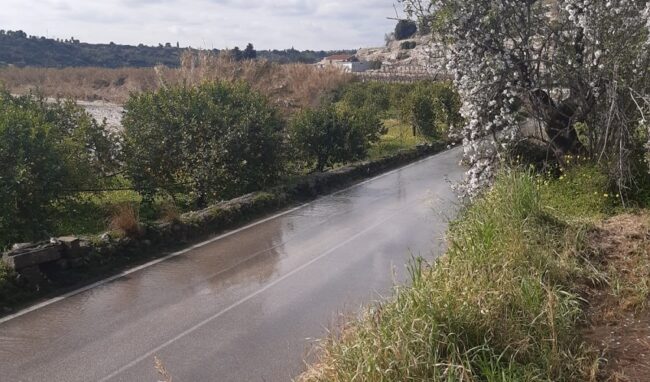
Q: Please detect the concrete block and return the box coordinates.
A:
[2,243,63,270]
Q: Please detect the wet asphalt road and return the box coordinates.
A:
[0,148,464,382]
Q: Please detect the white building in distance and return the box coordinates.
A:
[316,54,371,73]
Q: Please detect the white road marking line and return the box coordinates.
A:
[98,210,398,382]
[0,151,448,325]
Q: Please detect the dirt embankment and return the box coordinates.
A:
[583,213,650,381]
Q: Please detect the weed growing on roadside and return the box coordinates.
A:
[108,203,142,238]
[301,170,603,382]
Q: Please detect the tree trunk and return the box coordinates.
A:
[544,100,584,154]
[529,89,584,154]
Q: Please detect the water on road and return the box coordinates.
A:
[0,148,464,382]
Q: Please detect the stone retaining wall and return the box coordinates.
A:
[356,67,453,84]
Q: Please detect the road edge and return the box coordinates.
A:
[1,143,456,320]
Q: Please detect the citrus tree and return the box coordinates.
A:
[290,105,385,172]
[122,81,285,206]
[0,91,118,247]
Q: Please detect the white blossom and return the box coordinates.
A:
[401,0,650,198]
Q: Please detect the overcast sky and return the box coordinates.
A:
[1,0,400,50]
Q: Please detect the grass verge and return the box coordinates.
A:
[368,119,427,160]
[301,165,619,381]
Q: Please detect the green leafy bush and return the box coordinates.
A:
[401,82,462,140]
[406,85,441,139]
[0,99,64,245]
[394,20,418,41]
[435,82,464,130]
[338,82,391,115]
[0,90,117,248]
[335,82,462,137]
[122,81,285,206]
[289,105,385,171]
[42,98,120,184]
[336,82,414,120]
[338,104,387,157]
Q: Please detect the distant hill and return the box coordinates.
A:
[0,30,354,68]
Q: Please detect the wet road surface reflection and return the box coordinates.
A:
[0,148,464,382]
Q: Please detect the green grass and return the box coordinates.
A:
[539,161,616,222]
[368,119,427,160]
[49,188,195,240]
[301,166,611,382]
[51,190,142,237]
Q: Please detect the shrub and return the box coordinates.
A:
[122,81,285,206]
[289,105,384,172]
[159,200,181,224]
[401,82,462,141]
[0,98,63,246]
[338,82,391,115]
[403,0,650,198]
[338,105,387,156]
[109,203,142,237]
[399,41,417,50]
[0,90,118,248]
[412,85,439,139]
[394,20,418,40]
[434,82,463,131]
[401,83,442,140]
[335,81,462,135]
[336,82,414,120]
[289,106,349,172]
[42,98,120,183]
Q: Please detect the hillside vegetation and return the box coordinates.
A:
[0,30,353,68]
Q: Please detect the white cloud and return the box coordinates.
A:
[2,0,400,50]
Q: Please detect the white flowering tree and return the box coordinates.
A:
[401,0,650,199]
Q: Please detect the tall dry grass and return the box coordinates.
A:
[0,66,159,103]
[108,203,142,238]
[161,51,352,113]
[0,51,352,112]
